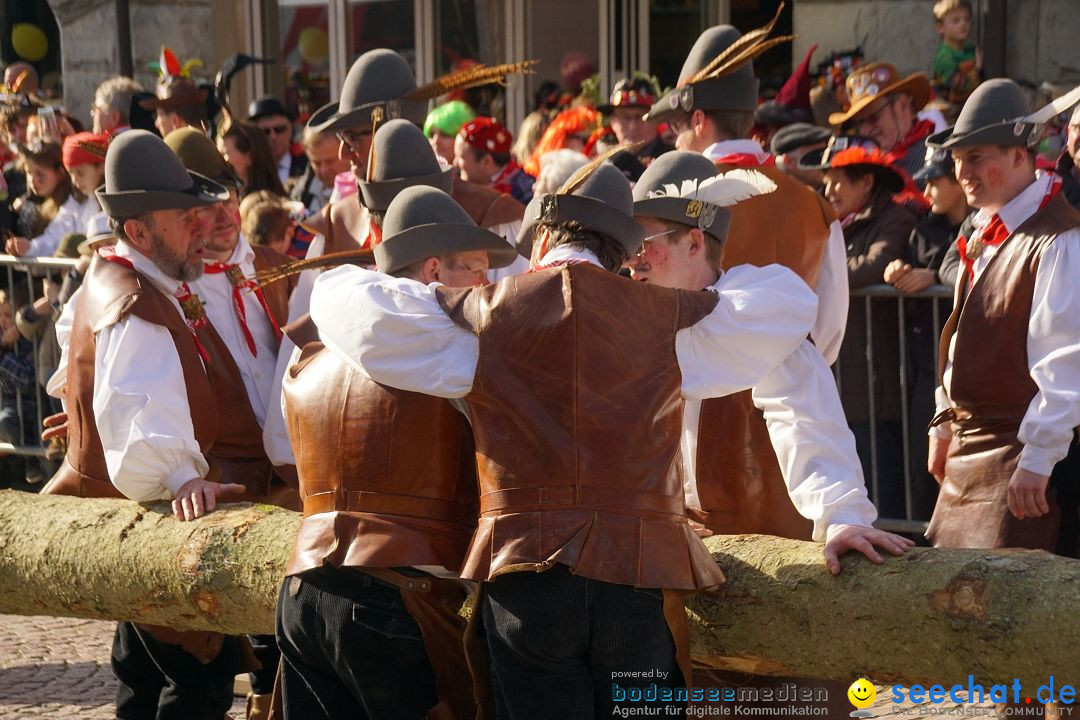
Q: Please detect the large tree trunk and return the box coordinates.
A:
[2,490,1077,686]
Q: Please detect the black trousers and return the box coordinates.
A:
[275,565,439,720]
[481,564,684,720]
[111,621,240,720]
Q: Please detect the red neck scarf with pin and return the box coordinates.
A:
[884,118,935,168]
[957,174,1062,284]
[100,251,213,364]
[202,260,283,356]
[713,152,775,168]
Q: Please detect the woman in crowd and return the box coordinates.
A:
[802,135,920,520]
[5,140,94,257]
[219,121,286,198]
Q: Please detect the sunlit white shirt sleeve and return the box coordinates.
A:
[1018,234,1080,476]
[46,286,80,400]
[310,265,478,398]
[812,219,849,365]
[677,263,817,400]
[92,315,208,501]
[752,340,878,540]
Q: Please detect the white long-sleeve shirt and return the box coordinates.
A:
[189,238,279,427]
[91,242,209,501]
[682,340,877,542]
[702,139,847,363]
[932,172,1080,477]
[27,194,97,257]
[309,245,817,404]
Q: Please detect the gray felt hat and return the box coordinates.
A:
[307,49,428,134]
[517,160,645,258]
[645,25,760,123]
[927,79,1040,149]
[95,130,228,217]
[632,150,731,243]
[375,185,518,275]
[357,120,452,212]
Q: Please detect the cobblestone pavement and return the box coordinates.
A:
[0,615,246,718]
[1,614,1070,719]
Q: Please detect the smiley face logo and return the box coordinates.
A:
[848,678,877,709]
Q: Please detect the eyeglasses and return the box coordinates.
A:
[635,228,678,256]
[855,97,897,130]
[336,129,371,154]
[262,124,291,136]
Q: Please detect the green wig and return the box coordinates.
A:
[422,100,476,138]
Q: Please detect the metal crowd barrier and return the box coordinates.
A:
[837,283,955,536]
[0,255,80,462]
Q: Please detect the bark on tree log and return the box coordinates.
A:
[2,490,1078,686]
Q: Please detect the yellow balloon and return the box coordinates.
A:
[12,23,48,63]
[297,27,329,66]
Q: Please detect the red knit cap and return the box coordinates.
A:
[459,117,513,156]
[62,132,109,168]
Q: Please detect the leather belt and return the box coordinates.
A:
[302,490,475,526]
[479,483,685,519]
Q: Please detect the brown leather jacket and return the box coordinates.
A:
[282,326,478,577]
[436,262,726,591]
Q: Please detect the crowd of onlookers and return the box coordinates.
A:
[1,0,1078,522]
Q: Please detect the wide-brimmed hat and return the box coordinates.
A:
[307,49,427,134]
[357,119,452,212]
[769,122,831,156]
[645,5,790,124]
[163,127,242,190]
[248,95,291,122]
[597,76,661,115]
[828,62,931,127]
[96,130,229,217]
[633,150,777,243]
[77,213,114,255]
[913,145,955,182]
[518,156,644,257]
[375,185,518,274]
[925,79,1038,149]
[138,77,208,111]
[800,134,905,194]
[632,151,726,241]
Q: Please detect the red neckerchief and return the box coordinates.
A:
[714,152,775,167]
[884,119,934,167]
[101,250,212,364]
[361,222,382,250]
[203,260,283,356]
[957,174,1062,284]
[839,202,870,229]
[490,161,522,196]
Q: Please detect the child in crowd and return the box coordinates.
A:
[60,132,108,234]
[931,0,981,106]
[5,140,94,257]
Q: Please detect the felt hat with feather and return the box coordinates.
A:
[375,185,518,275]
[357,119,453,212]
[517,145,645,258]
[927,78,1080,150]
[139,47,208,111]
[645,3,792,123]
[632,150,776,243]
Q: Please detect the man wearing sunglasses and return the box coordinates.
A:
[249,96,308,186]
[828,62,936,182]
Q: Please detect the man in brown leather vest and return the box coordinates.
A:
[165,126,300,720]
[277,185,515,719]
[927,79,1080,558]
[926,78,1080,714]
[629,151,912,715]
[40,130,256,720]
[309,161,819,717]
[645,18,846,362]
